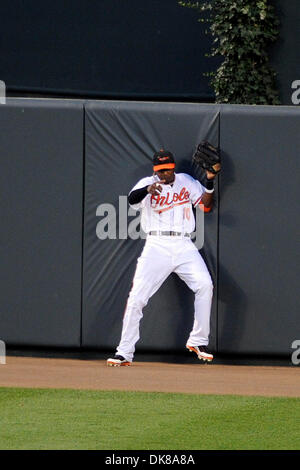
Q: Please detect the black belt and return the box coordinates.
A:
[148,231,190,238]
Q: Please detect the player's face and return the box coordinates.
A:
[155,169,175,184]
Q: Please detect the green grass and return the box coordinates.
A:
[0,387,299,450]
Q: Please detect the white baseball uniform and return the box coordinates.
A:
[116,172,213,362]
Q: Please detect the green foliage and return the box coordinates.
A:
[179,0,280,104]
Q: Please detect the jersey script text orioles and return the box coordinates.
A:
[130,173,204,233]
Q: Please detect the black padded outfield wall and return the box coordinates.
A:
[82,101,220,353]
[0,99,83,347]
[0,99,299,356]
[218,105,300,356]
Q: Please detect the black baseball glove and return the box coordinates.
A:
[192,141,221,175]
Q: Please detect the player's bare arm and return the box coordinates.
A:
[201,170,219,208]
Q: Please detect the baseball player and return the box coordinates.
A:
[107,148,219,366]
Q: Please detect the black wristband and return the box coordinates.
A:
[204,178,214,192]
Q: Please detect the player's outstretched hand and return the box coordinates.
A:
[147,180,166,196]
[206,170,219,180]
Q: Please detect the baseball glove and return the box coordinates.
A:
[192,141,221,175]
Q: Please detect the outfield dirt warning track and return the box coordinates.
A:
[0,356,299,397]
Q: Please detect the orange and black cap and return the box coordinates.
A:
[153,149,175,171]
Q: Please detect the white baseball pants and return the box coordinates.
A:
[116,236,213,362]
